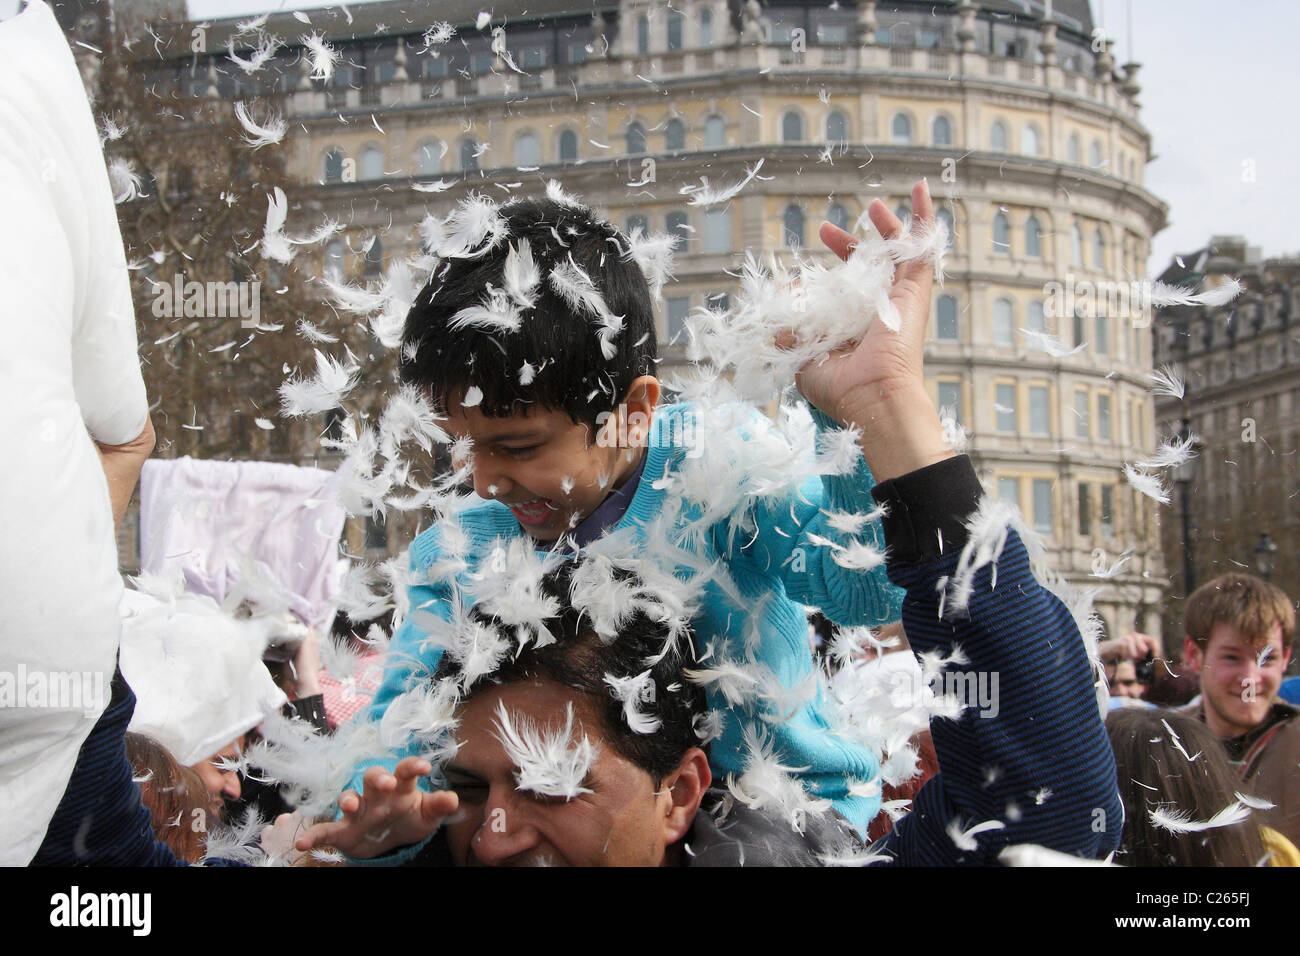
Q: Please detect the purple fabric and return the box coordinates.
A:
[565,448,648,548]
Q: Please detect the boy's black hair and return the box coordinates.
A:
[400,196,658,431]
[432,563,705,784]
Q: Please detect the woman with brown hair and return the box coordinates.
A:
[124,732,209,864]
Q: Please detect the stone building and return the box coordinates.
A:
[110,0,1169,636]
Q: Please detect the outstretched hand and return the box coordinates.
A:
[296,757,457,860]
[795,178,952,483]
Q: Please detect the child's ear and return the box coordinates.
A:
[618,376,660,448]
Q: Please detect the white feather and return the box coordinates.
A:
[999,844,1115,866]
[1149,800,1254,834]
[1133,434,1198,472]
[1149,363,1185,399]
[492,700,598,800]
[226,34,281,75]
[621,230,676,299]
[296,318,337,344]
[1123,463,1170,505]
[678,158,767,207]
[279,348,360,417]
[946,817,1006,852]
[603,669,662,734]
[108,157,143,203]
[1148,277,1244,309]
[300,32,339,81]
[502,238,541,309]
[548,256,625,359]
[1020,327,1086,358]
[234,101,287,149]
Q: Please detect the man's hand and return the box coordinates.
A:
[1098,632,1163,665]
[796,179,951,482]
[296,757,457,860]
[96,415,155,531]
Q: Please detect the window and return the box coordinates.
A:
[937,381,963,424]
[1027,300,1046,333]
[1077,482,1092,536]
[667,210,690,249]
[1029,386,1050,436]
[637,14,649,54]
[818,23,848,44]
[1100,485,1115,537]
[1098,394,1112,441]
[890,113,912,145]
[666,296,690,343]
[782,111,803,143]
[996,383,1017,433]
[703,208,730,252]
[415,140,442,175]
[625,214,649,238]
[936,206,955,250]
[782,204,805,249]
[1094,314,1109,354]
[1074,391,1089,439]
[700,8,713,47]
[827,202,850,231]
[1070,224,1083,266]
[667,11,683,50]
[323,148,344,183]
[706,291,729,311]
[460,138,480,171]
[1032,480,1054,534]
[990,120,1007,151]
[932,115,952,146]
[1067,133,1080,164]
[704,115,726,148]
[1073,307,1086,348]
[472,52,495,75]
[515,132,540,167]
[363,236,383,277]
[1093,229,1106,269]
[364,513,388,551]
[323,240,345,282]
[626,122,646,154]
[997,477,1020,507]
[1021,125,1040,156]
[558,129,579,162]
[826,110,848,144]
[936,295,959,341]
[993,298,1014,346]
[1025,216,1042,258]
[1090,140,1103,168]
[992,211,1010,255]
[568,43,588,65]
[360,146,384,181]
[520,47,545,69]
[665,119,686,151]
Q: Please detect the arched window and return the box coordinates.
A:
[703,207,730,252]
[1093,228,1106,269]
[637,14,650,54]
[460,138,480,171]
[782,111,803,143]
[782,204,805,249]
[667,11,683,50]
[826,110,847,144]
[993,298,1015,346]
[626,122,647,154]
[891,112,912,145]
[665,118,686,151]
[990,120,1008,151]
[323,148,344,183]
[515,132,540,167]
[415,140,442,175]
[936,206,955,250]
[700,8,713,47]
[360,146,384,181]
[992,211,1010,255]
[363,236,383,277]
[558,129,579,162]
[1021,124,1040,156]
[827,202,850,231]
[932,115,952,146]
[704,114,726,148]
[1068,133,1081,164]
[1089,140,1103,167]
[1025,215,1042,258]
[1027,300,1046,333]
[323,239,345,282]
[1071,223,1083,266]
[667,210,690,249]
[936,294,959,341]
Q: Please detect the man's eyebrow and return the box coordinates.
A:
[482,430,545,443]
[442,764,485,781]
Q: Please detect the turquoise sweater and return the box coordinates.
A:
[348,402,904,837]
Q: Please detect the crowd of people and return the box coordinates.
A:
[4,0,1296,868]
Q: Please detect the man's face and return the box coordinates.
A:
[440,389,653,544]
[1108,659,1144,699]
[189,737,243,821]
[1185,622,1292,739]
[440,678,699,866]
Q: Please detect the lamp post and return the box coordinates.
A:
[1174,416,1199,594]
[1254,532,1278,581]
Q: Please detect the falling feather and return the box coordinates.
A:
[1149,363,1185,399]
[1148,277,1244,309]
[1149,801,1254,834]
[411,179,454,193]
[300,32,339,81]
[604,669,662,733]
[502,238,541,309]
[234,101,287,149]
[1090,549,1133,579]
[492,701,597,800]
[1133,434,1197,472]
[679,158,767,207]
[421,21,455,49]
[261,187,293,263]
[946,817,1006,852]
[296,318,338,344]
[226,34,280,75]
[548,256,624,359]
[1123,463,1170,505]
[1020,327,1086,357]
[621,230,677,299]
[108,157,143,203]
[279,349,360,417]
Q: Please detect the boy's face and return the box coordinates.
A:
[441,376,660,543]
[1185,621,1291,739]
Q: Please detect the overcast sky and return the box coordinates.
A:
[5,0,1297,271]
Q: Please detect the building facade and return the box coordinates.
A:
[122,0,1169,636]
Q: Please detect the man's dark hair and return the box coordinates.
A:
[432,563,705,784]
[400,196,658,431]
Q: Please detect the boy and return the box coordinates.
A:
[337,191,905,851]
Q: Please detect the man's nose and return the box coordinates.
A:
[221,771,241,801]
[470,792,540,865]
[471,455,512,501]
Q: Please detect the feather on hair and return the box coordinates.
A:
[492,700,598,800]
